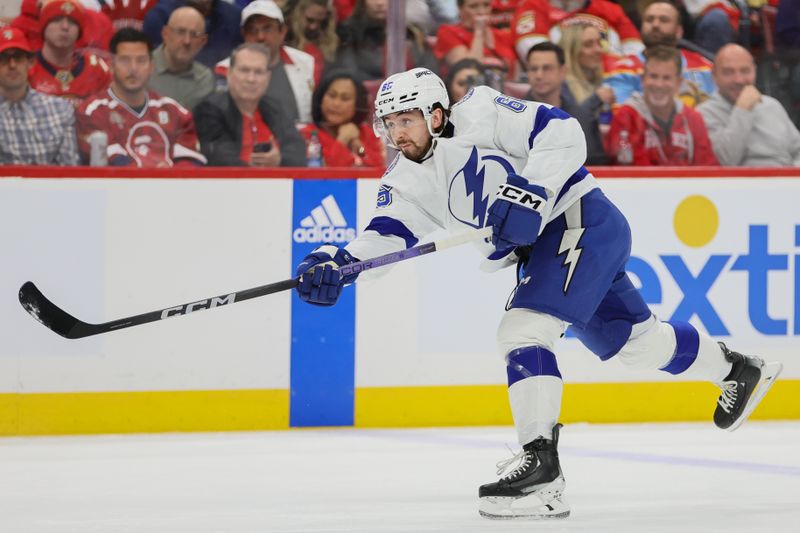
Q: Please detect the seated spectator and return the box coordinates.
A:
[12,0,114,54]
[286,0,338,82]
[559,22,614,108]
[29,0,111,104]
[100,0,159,30]
[299,70,383,166]
[0,28,79,165]
[445,58,486,103]
[338,0,438,80]
[525,41,607,165]
[603,1,715,108]
[434,0,517,80]
[144,0,242,68]
[148,6,214,109]
[76,28,206,166]
[698,44,800,166]
[511,0,644,62]
[195,43,307,166]
[215,0,315,125]
[607,46,718,165]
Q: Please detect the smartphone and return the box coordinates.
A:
[253,142,272,153]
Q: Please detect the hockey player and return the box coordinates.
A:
[293,67,783,520]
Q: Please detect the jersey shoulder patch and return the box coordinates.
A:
[376,184,393,208]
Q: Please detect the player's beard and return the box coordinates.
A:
[642,31,678,48]
[399,137,433,163]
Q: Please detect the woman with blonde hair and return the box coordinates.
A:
[286,0,339,82]
[558,21,614,107]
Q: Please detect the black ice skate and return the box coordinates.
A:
[478,423,569,520]
[714,342,783,432]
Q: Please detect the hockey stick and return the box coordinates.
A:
[19,226,492,339]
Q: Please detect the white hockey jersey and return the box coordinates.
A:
[345,86,598,271]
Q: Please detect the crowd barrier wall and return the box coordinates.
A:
[0,166,798,435]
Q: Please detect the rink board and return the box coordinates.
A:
[0,169,798,435]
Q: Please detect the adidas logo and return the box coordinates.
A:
[293,194,356,244]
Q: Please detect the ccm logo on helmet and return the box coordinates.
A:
[497,183,544,212]
[415,69,433,78]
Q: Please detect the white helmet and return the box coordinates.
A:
[373,68,450,146]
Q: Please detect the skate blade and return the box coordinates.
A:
[479,493,570,520]
[727,361,783,432]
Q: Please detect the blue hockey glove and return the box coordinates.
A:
[294,245,360,306]
[486,173,548,256]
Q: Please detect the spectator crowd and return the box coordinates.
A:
[0,0,798,168]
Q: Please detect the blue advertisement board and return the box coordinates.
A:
[290,180,358,426]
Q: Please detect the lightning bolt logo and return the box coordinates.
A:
[557,228,585,294]
[460,147,489,227]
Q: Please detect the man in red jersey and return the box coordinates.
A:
[510,0,643,60]
[606,46,718,166]
[76,28,206,167]
[28,0,111,104]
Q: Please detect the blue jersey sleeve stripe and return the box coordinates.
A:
[364,216,419,249]
[528,105,572,149]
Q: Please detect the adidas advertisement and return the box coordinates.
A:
[290,180,357,428]
[293,194,357,243]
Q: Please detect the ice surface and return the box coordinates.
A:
[1,422,798,532]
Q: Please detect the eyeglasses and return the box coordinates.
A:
[0,49,30,66]
[167,26,206,40]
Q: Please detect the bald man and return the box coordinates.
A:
[698,44,800,167]
[148,6,215,109]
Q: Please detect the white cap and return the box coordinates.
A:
[241,0,284,26]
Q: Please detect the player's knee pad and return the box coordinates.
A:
[616,315,676,370]
[505,346,562,386]
[496,308,566,357]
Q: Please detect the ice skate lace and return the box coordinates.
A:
[495,445,532,480]
[717,381,738,413]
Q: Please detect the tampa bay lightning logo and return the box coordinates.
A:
[448,147,515,228]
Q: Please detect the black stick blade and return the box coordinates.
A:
[18,282,94,339]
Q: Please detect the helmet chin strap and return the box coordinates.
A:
[425,111,448,138]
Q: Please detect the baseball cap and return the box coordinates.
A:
[40,0,86,36]
[241,0,284,27]
[0,27,33,55]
